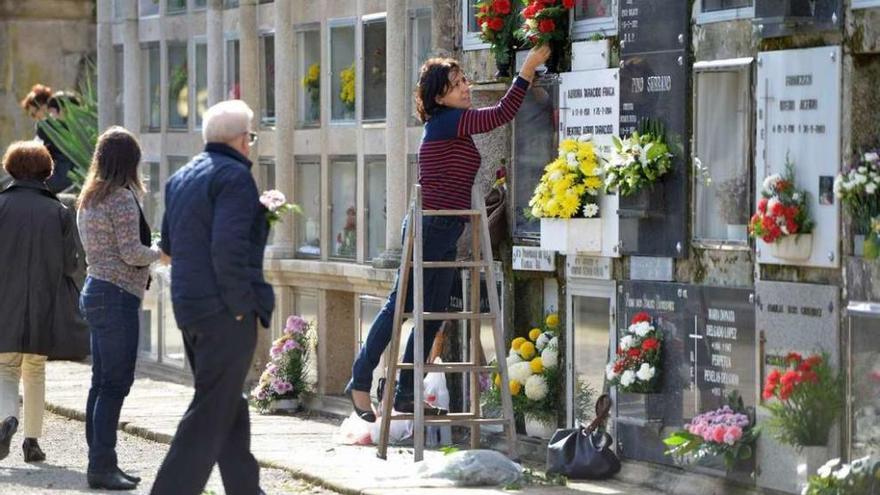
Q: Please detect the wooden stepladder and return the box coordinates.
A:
[376,184,517,462]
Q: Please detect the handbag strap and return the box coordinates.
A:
[583,394,612,434]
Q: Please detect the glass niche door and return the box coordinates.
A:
[566,282,615,427]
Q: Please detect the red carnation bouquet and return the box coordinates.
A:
[475,0,522,75]
[749,156,814,244]
[605,312,663,394]
[520,0,574,46]
[761,352,843,447]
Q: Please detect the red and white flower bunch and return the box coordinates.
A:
[749,158,814,244]
[606,312,662,393]
[520,0,574,45]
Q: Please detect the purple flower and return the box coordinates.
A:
[285,315,308,334]
[282,340,297,353]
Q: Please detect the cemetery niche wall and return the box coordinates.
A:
[753,0,842,38]
[618,0,690,258]
[615,281,756,482]
[754,46,841,268]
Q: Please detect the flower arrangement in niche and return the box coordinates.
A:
[603,122,673,197]
[251,315,314,412]
[528,135,603,219]
[475,0,522,76]
[606,312,662,393]
[834,150,880,234]
[483,312,561,427]
[803,456,880,495]
[749,156,814,244]
[520,0,574,46]
[260,190,302,227]
[302,63,320,120]
[761,352,843,448]
[663,392,759,471]
[339,63,356,113]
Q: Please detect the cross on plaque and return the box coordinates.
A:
[687,314,702,416]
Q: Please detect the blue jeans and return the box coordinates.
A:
[80,277,140,474]
[350,215,465,400]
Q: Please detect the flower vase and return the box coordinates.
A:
[268,398,300,414]
[494,51,512,79]
[795,445,828,491]
[769,234,813,261]
[524,416,556,439]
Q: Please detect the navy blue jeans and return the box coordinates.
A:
[350,215,465,400]
[80,277,140,474]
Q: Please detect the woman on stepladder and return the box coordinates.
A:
[345,45,552,421]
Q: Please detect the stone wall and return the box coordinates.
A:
[0,0,95,155]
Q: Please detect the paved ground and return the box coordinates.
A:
[0,411,335,494]
[39,360,659,495]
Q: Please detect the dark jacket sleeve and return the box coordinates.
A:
[60,206,78,278]
[211,167,259,317]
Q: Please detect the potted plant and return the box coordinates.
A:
[761,352,844,489]
[803,456,880,495]
[663,392,759,472]
[529,135,604,254]
[251,315,314,413]
[605,312,662,394]
[749,155,815,261]
[301,63,320,122]
[519,0,574,73]
[484,313,562,439]
[834,150,880,255]
[603,121,674,198]
[715,174,750,241]
[339,63,355,119]
[475,0,521,78]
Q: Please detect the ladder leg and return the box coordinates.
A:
[469,220,482,450]
[474,186,518,460]
[377,215,414,460]
[413,198,425,462]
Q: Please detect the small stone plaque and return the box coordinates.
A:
[755,281,840,494]
[567,255,612,280]
[512,246,555,272]
[629,256,673,281]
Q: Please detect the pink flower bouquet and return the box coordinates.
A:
[260,189,302,227]
[663,395,759,471]
[251,315,313,412]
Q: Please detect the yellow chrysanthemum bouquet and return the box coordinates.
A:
[483,312,562,428]
[339,63,356,113]
[302,63,320,117]
[528,135,603,219]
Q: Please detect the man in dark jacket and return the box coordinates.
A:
[151,100,272,495]
[0,141,81,462]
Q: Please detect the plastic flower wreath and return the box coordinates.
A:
[528,135,603,219]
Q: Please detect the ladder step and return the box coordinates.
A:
[395,363,496,372]
[422,261,490,269]
[422,209,481,217]
[388,413,509,425]
[402,311,496,321]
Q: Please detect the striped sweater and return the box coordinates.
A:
[419,76,530,211]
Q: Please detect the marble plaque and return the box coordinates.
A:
[755,281,840,494]
[755,46,841,268]
[559,68,620,258]
[512,246,555,272]
[567,255,612,280]
[619,0,689,55]
[618,51,689,257]
[629,256,674,282]
[513,76,560,238]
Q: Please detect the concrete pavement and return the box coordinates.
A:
[43,360,659,495]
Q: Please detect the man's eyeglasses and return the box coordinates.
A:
[247,132,259,146]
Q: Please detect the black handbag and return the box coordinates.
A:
[546,394,621,480]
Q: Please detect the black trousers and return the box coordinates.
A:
[150,312,259,495]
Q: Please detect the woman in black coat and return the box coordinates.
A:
[0,141,81,462]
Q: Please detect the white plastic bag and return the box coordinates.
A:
[336,412,374,445]
[369,413,413,445]
[416,449,523,486]
[423,372,451,447]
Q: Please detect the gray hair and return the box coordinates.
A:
[202,100,253,144]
